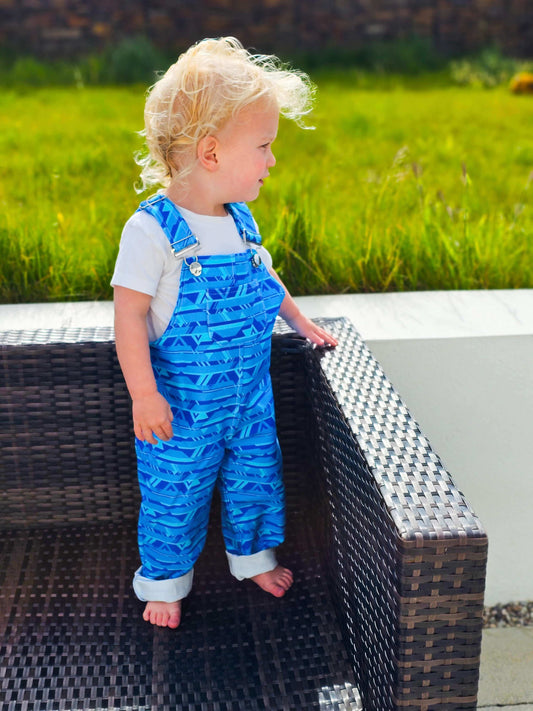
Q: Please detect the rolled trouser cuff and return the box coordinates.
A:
[132,567,194,602]
[226,548,278,581]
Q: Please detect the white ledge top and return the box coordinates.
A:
[0,290,531,342]
[295,289,533,341]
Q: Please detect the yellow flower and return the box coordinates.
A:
[510,72,533,94]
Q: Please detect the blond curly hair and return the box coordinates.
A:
[136,37,315,192]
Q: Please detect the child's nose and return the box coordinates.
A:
[268,150,276,168]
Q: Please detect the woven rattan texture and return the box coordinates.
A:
[0,318,487,710]
[0,518,357,710]
[0,326,359,710]
[302,319,487,711]
[1,335,138,528]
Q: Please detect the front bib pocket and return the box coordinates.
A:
[206,280,266,345]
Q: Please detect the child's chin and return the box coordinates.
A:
[242,190,261,203]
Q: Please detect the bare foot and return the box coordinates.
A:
[143,600,181,628]
[251,566,293,598]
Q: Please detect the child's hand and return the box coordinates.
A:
[288,313,338,347]
[132,391,174,445]
[268,268,338,347]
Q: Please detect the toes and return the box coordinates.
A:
[152,610,162,626]
[276,577,290,592]
[277,568,294,591]
[167,612,181,629]
[143,602,181,628]
[251,566,294,597]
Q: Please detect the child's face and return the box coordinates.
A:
[214,100,279,205]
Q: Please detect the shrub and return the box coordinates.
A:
[450,47,529,88]
[0,36,168,87]
[105,36,167,85]
[292,35,446,75]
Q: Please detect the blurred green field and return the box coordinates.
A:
[1,76,532,303]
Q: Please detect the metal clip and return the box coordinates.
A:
[143,193,166,207]
[172,242,199,260]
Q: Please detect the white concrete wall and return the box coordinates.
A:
[367,335,533,606]
[2,290,532,604]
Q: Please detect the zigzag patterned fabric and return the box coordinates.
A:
[134,198,286,585]
[138,194,199,256]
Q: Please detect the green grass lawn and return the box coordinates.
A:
[1,75,532,303]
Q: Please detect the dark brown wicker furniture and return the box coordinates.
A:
[0,317,487,710]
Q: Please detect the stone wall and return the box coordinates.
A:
[0,0,531,59]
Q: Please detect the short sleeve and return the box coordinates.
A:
[257,245,273,271]
[111,211,169,296]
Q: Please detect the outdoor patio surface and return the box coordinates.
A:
[477,627,533,709]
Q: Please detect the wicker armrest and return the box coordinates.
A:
[297,317,488,711]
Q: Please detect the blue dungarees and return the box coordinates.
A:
[132,196,286,603]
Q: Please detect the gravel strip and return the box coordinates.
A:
[483,601,533,628]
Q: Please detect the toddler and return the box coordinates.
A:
[112,37,337,629]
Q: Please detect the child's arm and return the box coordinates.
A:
[114,286,174,445]
[269,269,338,347]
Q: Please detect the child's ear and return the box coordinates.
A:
[197,135,219,171]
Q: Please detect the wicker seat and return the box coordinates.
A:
[0,317,487,711]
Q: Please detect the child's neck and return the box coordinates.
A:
[165,180,227,217]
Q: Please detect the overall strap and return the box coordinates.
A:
[136,194,199,258]
[226,202,262,245]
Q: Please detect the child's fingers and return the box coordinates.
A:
[133,421,145,441]
[158,418,174,441]
[135,424,158,445]
[320,329,338,347]
[309,326,338,347]
[135,419,173,443]
[146,431,159,445]
[132,395,174,442]
[158,404,174,440]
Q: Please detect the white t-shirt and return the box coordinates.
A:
[111,204,274,342]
